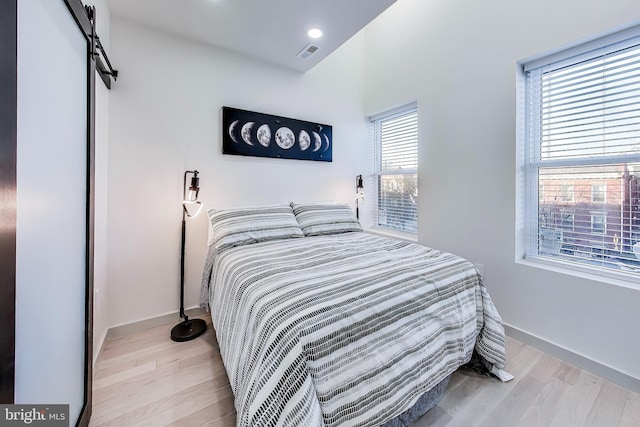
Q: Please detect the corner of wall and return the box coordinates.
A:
[84,0,111,364]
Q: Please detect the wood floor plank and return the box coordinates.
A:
[96,315,215,370]
[93,378,213,426]
[503,342,544,378]
[411,405,452,427]
[619,390,640,427]
[89,315,640,427]
[583,379,629,427]
[547,369,603,427]
[94,360,157,390]
[446,371,469,391]
[94,377,233,427]
[92,348,225,423]
[97,335,213,373]
[166,395,236,427]
[552,359,581,385]
[517,377,568,427]
[437,342,542,427]
[437,373,486,420]
[504,335,526,361]
[478,375,545,427]
[527,352,562,383]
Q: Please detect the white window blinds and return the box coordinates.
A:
[373,106,418,234]
[524,31,640,277]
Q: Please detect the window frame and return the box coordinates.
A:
[560,209,575,231]
[591,183,606,204]
[371,103,418,236]
[518,24,640,285]
[560,184,574,203]
[590,212,607,235]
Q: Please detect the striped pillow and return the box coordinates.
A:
[208,204,304,253]
[291,203,362,236]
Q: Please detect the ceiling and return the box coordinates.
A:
[105,0,397,72]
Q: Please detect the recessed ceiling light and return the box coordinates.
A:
[307,28,323,39]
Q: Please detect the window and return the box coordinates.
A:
[591,183,606,203]
[539,185,544,202]
[522,26,640,278]
[560,209,575,231]
[539,207,550,228]
[591,213,607,234]
[560,184,574,202]
[372,105,418,234]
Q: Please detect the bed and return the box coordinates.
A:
[200,203,509,427]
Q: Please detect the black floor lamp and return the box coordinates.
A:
[171,170,207,342]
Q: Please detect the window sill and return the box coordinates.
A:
[364,227,418,243]
[516,256,640,291]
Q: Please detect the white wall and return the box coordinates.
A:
[83,0,110,365]
[107,17,370,327]
[364,0,640,380]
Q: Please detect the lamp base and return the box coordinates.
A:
[171,318,207,342]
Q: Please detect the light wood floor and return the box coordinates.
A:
[90,314,640,427]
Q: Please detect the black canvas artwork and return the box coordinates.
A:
[222,106,332,162]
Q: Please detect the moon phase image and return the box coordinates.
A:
[299,130,311,151]
[257,124,271,147]
[322,133,330,152]
[312,131,322,152]
[228,120,239,143]
[241,122,254,145]
[275,127,295,149]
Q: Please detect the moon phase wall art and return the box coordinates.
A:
[223,106,332,162]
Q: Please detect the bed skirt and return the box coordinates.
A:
[381,375,451,427]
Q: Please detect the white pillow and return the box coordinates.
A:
[291,202,362,236]
[207,204,304,253]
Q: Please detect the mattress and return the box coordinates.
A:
[200,232,507,426]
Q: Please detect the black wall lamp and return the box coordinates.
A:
[355,174,364,220]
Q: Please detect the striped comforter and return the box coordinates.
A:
[201,232,506,427]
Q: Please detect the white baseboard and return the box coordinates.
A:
[504,324,640,394]
[93,329,108,368]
